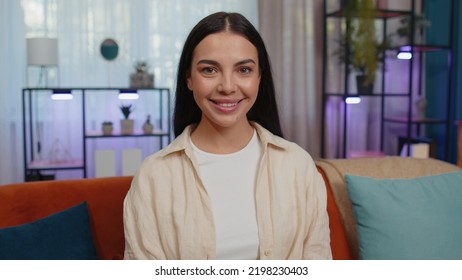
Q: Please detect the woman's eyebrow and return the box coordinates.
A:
[197,59,219,66]
[235,59,256,66]
[196,59,256,66]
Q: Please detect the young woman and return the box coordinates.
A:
[123,12,332,260]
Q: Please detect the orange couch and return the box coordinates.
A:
[0,157,459,260]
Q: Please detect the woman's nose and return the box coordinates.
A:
[217,74,236,94]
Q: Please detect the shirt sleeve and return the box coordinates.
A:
[123,172,167,260]
[303,164,333,260]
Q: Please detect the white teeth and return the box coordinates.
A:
[218,102,238,107]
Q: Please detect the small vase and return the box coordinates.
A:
[142,123,154,134]
[120,119,134,135]
[102,124,113,135]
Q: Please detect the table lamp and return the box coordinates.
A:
[26,37,59,87]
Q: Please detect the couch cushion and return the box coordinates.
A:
[0,202,98,260]
[315,157,460,259]
[345,171,462,260]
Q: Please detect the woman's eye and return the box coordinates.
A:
[201,67,216,74]
[239,67,252,74]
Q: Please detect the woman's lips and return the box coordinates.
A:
[210,99,243,113]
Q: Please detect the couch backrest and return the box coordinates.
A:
[0,176,132,260]
[316,157,461,260]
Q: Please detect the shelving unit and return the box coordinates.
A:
[22,87,171,180]
[321,0,455,160]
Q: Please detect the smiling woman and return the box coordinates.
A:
[123,11,332,260]
[186,32,261,152]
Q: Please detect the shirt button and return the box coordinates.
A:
[264,249,272,256]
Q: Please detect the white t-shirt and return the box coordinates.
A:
[191,130,261,259]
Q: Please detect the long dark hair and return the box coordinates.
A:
[173,12,283,138]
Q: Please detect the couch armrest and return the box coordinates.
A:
[318,166,355,259]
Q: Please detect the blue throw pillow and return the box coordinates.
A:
[0,202,98,260]
[345,171,462,260]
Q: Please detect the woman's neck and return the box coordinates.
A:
[191,119,255,154]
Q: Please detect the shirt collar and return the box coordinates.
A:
[159,122,288,158]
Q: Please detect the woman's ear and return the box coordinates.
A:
[185,70,193,91]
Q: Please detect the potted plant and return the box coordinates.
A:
[394,14,431,44]
[120,104,134,135]
[102,121,113,136]
[334,0,391,94]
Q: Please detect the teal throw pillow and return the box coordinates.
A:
[345,171,462,260]
[0,202,98,260]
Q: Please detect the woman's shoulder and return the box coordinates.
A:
[273,138,314,164]
[257,136,316,176]
[254,123,313,160]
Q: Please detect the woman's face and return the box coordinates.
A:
[187,31,261,131]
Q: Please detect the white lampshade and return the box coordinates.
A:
[27,37,58,66]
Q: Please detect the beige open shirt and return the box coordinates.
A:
[123,123,332,259]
